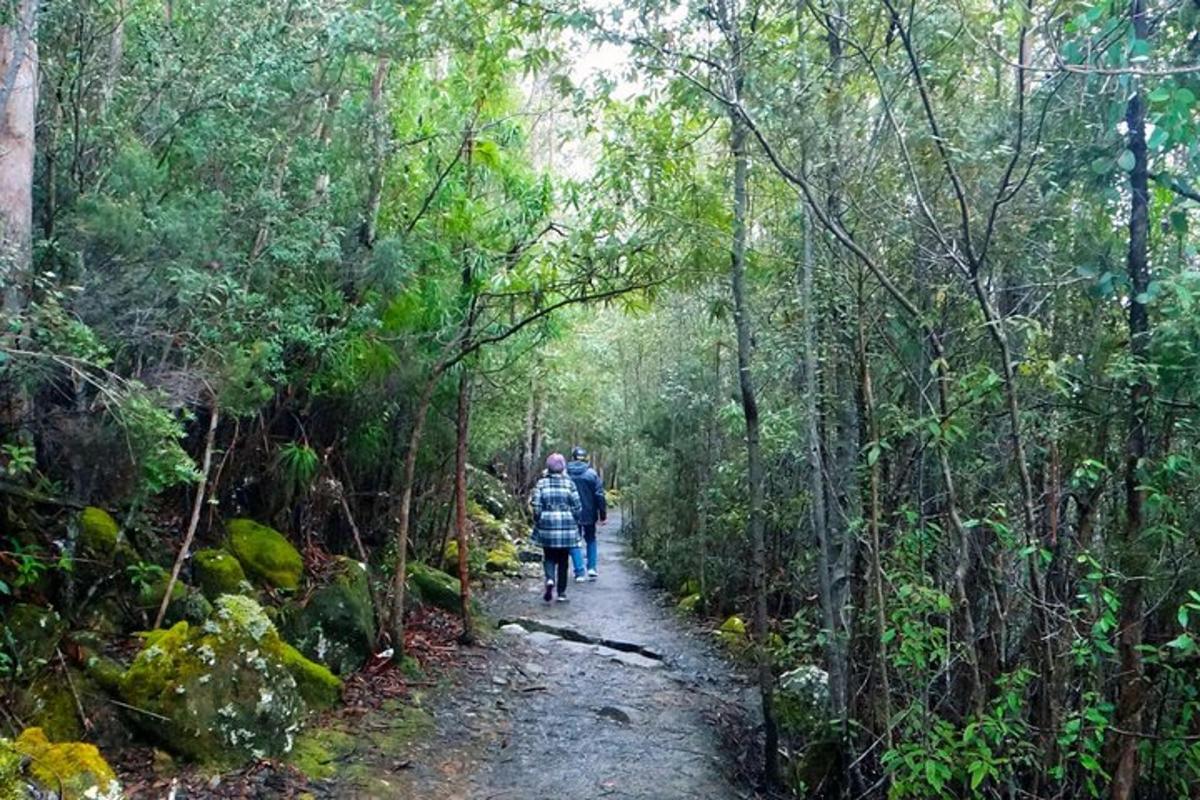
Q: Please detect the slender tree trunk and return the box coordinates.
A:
[100,1,124,115]
[156,403,220,629]
[799,205,845,724]
[857,279,892,747]
[728,109,779,787]
[1109,3,1150,796]
[1,0,38,319]
[387,372,440,654]
[453,367,474,641]
[360,56,391,248]
[1,0,38,443]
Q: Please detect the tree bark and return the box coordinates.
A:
[387,372,439,654]
[728,107,779,786]
[453,367,474,641]
[360,56,391,248]
[1,0,38,319]
[1108,2,1150,796]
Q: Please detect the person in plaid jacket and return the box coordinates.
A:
[531,452,582,602]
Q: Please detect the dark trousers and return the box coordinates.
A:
[542,547,570,594]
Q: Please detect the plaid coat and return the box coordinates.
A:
[530,472,582,549]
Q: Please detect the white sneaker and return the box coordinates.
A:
[587,569,598,581]
[556,595,570,603]
[575,573,587,583]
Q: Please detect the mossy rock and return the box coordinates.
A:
[406,562,463,613]
[78,507,119,562]
[2,605,64,678]
[18,675,85,742]
[118,595,339,764]
[12,727,121,800]
[484,541,521,576]
[677,593,701,613]
[281,557,376,676]
[716,615,748,650]
[192,548,250,600]
[226,519,303,590]
[0,738,25,800]
[287,725,356,780]
[467,465,524,521]
[443,539,486,577]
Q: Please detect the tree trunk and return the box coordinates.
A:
[1108,3,1150,796]
[387,372,440,654]
[728,109,779,787]
[799,204,846,725]
[360,56,391,248]
[453,367,474,641]
[1,0,38,320]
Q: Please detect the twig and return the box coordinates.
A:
[154,396,219,629]
[56,648,93,734]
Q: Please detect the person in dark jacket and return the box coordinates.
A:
[531,453,582,602]
[567,446,607,581]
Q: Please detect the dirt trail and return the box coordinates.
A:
[379,511,759,799]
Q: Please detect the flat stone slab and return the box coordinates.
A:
[499,623,527,635]
[525,631,561,647]
[609,651,664,670]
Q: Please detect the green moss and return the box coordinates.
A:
[485,541,521,576]
[279,642,341,708]
[677,593,701,613]
[79,507,119,561]
[21,677,84,742]
[407,562,463,613]
[287,726,356,779]
[119,597,310,764]
[226,518,303,590]
[192,548,250,600]
[0,739,23,800]
[14,727,121,800]
[280,557,375,676]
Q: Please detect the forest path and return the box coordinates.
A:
[376,510,759,799]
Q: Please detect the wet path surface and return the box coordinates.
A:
[382,511,758,799]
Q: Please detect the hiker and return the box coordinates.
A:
[567,446,607,581]
[531,452,582,603]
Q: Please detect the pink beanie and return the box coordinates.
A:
[546,453,566,473]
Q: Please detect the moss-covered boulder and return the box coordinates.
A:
[2,605,64,678]
[12,727,121,800]
[281,557,375,676]
[485,541,522,576]
[192,548,250,600]
[0,738,25,800]
[17,674,85,742]
[227,519,303,590]
[407,562,462,613]
[119,595,340,764]
[78,507,119,562]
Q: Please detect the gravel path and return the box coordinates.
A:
[379,511,759,799]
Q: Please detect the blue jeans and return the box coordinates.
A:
[571,524,598,574]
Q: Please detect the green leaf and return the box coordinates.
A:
[1118,150,1136,172]
[1148,86,1171,103]
[1166,633,1195,651]
[1180,606,1191,628]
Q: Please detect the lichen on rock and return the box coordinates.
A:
[226,519,303,590]
[280,557,375,676]
[2,605,64,678]
[118,595,339,764]
[192,548,250,600]
[12,727,121,800]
